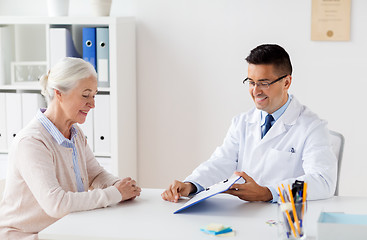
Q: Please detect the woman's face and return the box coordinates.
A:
[58,75,98,125]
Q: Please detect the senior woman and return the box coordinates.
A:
[0,57,141,239]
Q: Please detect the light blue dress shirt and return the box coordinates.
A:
[37,109,85,192]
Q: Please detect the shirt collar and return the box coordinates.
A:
[37,108,78,146]
[261,94,292,125]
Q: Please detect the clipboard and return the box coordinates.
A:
[173,175,242,214]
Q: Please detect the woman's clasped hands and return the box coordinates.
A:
[114,177,141,201]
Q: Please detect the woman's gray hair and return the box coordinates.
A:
[39,57,97,104]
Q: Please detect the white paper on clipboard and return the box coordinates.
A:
[174,175,242,214]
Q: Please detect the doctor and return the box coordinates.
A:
[161,44,337,203]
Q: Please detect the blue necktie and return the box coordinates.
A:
[262,114,274,138]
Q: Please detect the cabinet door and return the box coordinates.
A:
[0,153,7,180]
[21,93,45,127]
[94,94,110,155]
[78,109,94,152]
[5,93,22,147]
[95,156,111,173]
[0,93,7,151]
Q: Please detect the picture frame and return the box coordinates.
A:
[11,61,47,85]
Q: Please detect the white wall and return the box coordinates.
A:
[1,0,366,196]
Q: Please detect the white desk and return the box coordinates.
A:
[39,189,367,240]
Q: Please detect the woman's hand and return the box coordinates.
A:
[114,177,141,201]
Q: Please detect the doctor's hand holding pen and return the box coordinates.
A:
[225,171,273,202]
[114,177,142,202]
[161,180,196,202]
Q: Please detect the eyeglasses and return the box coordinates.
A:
[243,75,288,90]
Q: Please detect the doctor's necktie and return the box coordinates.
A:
[262,114,274,138]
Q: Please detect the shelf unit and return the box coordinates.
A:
[0,16,137,179]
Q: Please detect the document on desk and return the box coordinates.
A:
[174,175,242,214]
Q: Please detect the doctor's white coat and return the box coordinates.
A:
[185,95,337,200]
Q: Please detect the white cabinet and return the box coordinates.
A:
[0,16,137,180]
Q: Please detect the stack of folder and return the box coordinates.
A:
[48,27,110,87]
[82,27,110,87]
[49,27,80,68]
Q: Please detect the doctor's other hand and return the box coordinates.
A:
[225,171,272,202]
[114,177,141,202]
[161,180,195,202]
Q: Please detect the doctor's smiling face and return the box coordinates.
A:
[247,63,291,114]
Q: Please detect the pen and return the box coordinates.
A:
[278,186,297,238]
[295,191,302,220]
[288,184,301,236]
[281,184,290,202]
[283,188,290,202]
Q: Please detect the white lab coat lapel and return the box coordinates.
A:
[261,120,287,143]
[261,96,301,144]
[279,95,302,128]
[246,108,262,145]
[252,96,301,150]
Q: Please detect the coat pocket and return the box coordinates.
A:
[262,148,298,182]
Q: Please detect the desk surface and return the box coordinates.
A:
[39,189,367,240]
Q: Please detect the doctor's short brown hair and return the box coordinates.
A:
[245,44,292,76]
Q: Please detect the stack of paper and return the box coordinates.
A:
[200,223,235,237]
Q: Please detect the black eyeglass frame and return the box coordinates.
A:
[243,74,288,89]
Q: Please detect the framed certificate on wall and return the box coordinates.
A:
[311,0,351,41]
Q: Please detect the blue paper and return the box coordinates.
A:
[200,227,233,235]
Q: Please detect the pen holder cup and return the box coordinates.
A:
[277,201,307,240]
